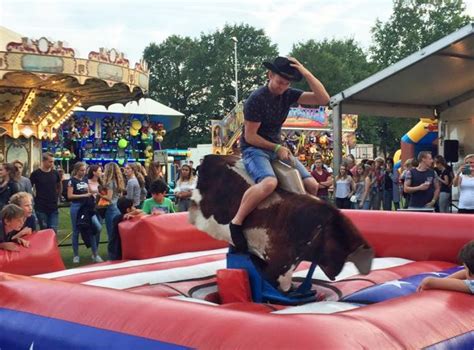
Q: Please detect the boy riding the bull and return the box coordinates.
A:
[230,56,330,252]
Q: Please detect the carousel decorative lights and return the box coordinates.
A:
[0,29,149,169]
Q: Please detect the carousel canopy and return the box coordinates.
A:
[74,98,184,131]
[0,26,149,139]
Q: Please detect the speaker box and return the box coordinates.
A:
[444,140,459,163]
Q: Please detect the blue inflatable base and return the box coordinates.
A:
[227,251,318,305]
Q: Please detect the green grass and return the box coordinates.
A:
[57,207,108,269]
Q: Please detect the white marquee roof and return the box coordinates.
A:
[330,23,474,120]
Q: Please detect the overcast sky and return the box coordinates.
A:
[1,0,473,65]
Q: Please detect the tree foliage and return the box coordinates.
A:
[290,38,376,96]
[371,0,472,68]
[143,24,277,148]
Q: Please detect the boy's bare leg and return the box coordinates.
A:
[230,177,278,251]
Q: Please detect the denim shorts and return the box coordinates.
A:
[242,146,311,183]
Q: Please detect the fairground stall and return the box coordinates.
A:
[281,106,357,169]
[0,27,149,173]
[41,98,183,173]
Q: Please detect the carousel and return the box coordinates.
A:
[0,27,149,172]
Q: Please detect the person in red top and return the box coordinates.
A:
[311,158,333,201]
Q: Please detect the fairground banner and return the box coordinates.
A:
[284,107,358,132]
[284,106,329,129]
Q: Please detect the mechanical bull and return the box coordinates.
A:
[189,155,374,292]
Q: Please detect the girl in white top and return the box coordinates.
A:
[453,154,474,214]
[334,164,355,209]
[174,164,196,212]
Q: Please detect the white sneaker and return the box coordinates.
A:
[93,255,104,263]
[73,256,80,264]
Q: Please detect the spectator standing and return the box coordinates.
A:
[370,157,385,210]
[67,162,102,264]
[344,154,356,177]
[189,160,197,176]
[400,159,415,209]
[353,164,371,209]
[124,163,142,207]
[174,164,196,212]
[12,160,32,194]
[137,163,148,202]
[195,159,204,176]
[87,164,103,241]
[334,164,355,209]
[434,155,452,213]
[382,158,400,211]
[404,151,440,209]
[145,161,165,197]
[102,162,124,259]
[452,154,474,214]
[310,158,332,201]
[0,163,19,210]
[30,153,61,233]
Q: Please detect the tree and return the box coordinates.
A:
[144,35,203,148]
[143,24,278,148]
[361,0,472,157]
[289,38,376,96]
[371,0,472,68]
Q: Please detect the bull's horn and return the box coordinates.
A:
[347,245,374,275]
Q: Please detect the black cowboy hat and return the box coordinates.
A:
[263,56,303,82]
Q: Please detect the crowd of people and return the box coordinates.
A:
[313,152,474,214]
[0,152,199,263]
[0,149,472,262]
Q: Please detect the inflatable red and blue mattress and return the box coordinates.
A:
[0,210,472,349]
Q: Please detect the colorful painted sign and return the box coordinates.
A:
[211,103,244,154]
[284,106,329,129]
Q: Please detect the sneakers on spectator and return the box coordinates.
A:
[73,256,80,264]
[93,255,104,263]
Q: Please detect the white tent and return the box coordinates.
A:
[330,23,474,170]
[75,97,184,131]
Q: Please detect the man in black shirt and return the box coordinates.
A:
[30,152,61,233]
[230,56,329,252]
[404,151,440,209]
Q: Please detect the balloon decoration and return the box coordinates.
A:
[118,139,128,149]
[131,119,142,131]
[144,145,154,168]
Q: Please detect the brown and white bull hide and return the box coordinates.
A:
[188,155,374,292]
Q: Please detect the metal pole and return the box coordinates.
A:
[332,103,343,177]
[231,37,238,105]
